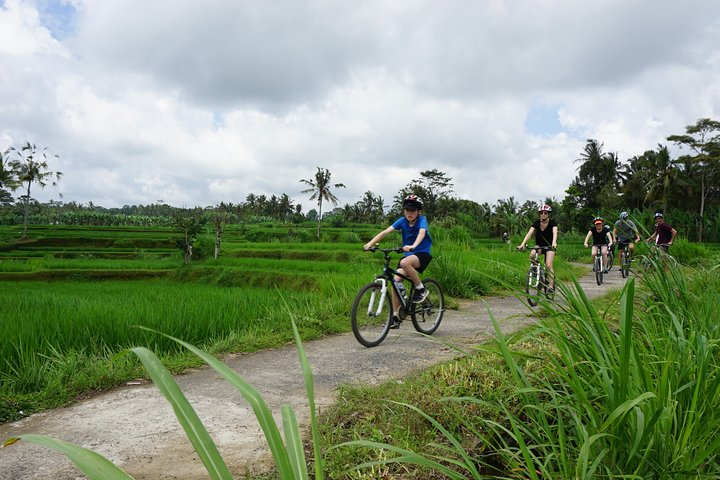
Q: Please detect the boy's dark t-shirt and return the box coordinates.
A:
[531,219,557,247]
[655,221,674,245]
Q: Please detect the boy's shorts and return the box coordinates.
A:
[398,252,433,273]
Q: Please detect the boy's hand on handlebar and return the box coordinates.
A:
[402,245,414,252]
[516,245,525,251]
[584,243,588,248]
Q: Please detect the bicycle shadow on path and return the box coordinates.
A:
[0,265,629,480]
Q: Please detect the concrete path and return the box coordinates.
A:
[0,265,629,479]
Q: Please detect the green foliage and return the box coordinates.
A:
[666,237,711,265]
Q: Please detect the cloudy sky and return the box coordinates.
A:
[1,0,719,213]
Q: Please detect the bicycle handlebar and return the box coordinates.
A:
[365,246,404,254]
[517,245,556,252]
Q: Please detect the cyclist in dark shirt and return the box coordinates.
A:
[584,216,614,273]
[517,204,558,291]
[646,212,677,253]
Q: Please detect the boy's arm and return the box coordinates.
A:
[403,228,425,252]
[364,226,395,250]
[583,231,591,247]
[669,227,677,244]
[552,226,558,248]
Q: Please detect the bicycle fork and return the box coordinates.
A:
[366,279,388,317]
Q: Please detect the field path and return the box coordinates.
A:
[1,265,628,479]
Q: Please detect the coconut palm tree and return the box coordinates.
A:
[0,148,19,205]
[8,143,62,240]
[300,167,346,238]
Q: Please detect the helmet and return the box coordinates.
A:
[593,216,603,225]
[402,194,423,210]
[654,212,663,218]
[620,211,629,220]
[539,204,552,213]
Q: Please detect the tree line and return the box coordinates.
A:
[2,118,719,242]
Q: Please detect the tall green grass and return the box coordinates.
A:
[0,227,572,423]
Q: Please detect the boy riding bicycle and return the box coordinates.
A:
[364,194,432,328]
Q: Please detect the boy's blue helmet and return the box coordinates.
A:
[620,211,629,219]
[403,194,423,210]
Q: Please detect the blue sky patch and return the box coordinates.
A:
[37,0,76,40]
[524,102,565,137]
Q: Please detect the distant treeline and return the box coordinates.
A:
[2,118,719,241]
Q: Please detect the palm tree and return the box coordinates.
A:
[9,143,62,240]
[644,145,683,215]
[300,167,346,238]
[0,148,18,205]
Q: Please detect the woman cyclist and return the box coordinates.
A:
[584,216,614,273]
[517,204,558,292]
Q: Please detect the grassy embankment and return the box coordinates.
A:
[308,247,720,478]
[0,223,579,423]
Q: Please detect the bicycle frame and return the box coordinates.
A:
[352,247,444,347]
[520,245,555,306]
[370,247,415,317]
[591,244,606,285]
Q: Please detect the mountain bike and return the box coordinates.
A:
[517,245,555,307]
[351,247,445,347]
[638,242,678,272]
[617,241,632,278]
[590,244,609,285]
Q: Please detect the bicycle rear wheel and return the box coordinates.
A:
[351,281,392,347]
[607,251,614,271]
[525,265,540,306]
[541,268,556,300]
[411,278,444,335]
[621,250,630,278]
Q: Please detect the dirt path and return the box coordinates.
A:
[0,266,628,479]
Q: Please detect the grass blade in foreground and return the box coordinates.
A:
[290,317,324,480]
[2,434,134,480]
[129,347,233,480]
[141,329,297,479]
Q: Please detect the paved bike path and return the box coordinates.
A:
[0,265,628,479]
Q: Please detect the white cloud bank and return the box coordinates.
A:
[1,0,719,212]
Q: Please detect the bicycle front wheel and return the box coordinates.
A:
[595,257,603,285]
[351,281,392,347]
[411,278,444,335]
[621,251,630,278]
[525,266,540,306]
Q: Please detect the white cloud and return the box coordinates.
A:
[1,0,719,213]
